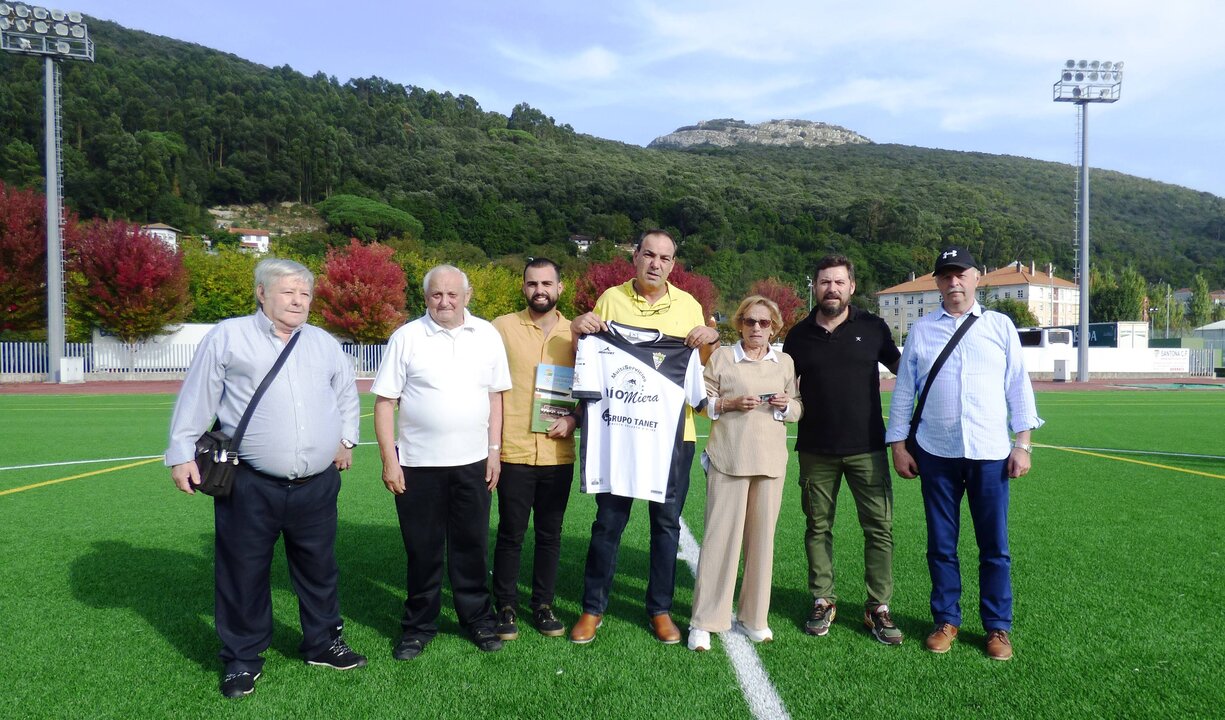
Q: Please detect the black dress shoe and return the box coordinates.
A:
[220,671,260,698]
[471,626,504,653]
[393,636,426,661]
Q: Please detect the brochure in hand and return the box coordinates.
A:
[532,363,578,433]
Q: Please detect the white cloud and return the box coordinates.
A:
[495,42,622,84]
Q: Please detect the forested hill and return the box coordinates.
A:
[1,17,1222,299]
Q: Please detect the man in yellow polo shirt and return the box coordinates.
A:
[568,229,719,645]
[490,258,578,641]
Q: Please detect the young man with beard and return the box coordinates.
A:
[781,255,903,645]
[489,258,579,640]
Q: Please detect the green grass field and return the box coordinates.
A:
[1,389,1222,719]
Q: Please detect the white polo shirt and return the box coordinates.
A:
[372,310,512,467]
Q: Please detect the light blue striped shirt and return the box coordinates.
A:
[886,302,1043,460]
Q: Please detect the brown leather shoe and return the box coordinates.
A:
[925,623,959,653]
[650,613,681,644]
[569,613,602,644]
[985,629,1013,661]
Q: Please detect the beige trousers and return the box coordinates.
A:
[690,466,785,632]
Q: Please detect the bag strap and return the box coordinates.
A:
[229,330,302,454]
[907,312,979,444]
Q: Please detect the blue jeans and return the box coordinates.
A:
[581,441,695,617]
[916,445,1012,631]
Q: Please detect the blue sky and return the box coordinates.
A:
[67,0,1225,198]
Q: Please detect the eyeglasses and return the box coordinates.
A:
[635,304,669,317]
[741,318,772,328]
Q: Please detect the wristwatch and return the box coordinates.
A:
[340,439,355,449]
[1012,440,1032,453]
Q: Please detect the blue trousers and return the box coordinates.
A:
[916,446,1012,631]
[581,441,694,617]
[214,463,343,674]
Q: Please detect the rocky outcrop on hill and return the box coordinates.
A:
[648,118,871,149]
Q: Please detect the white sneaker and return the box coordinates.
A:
[687,628,711,652]
[736,620,773,643]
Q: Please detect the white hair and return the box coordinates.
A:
[422,264,470,293]
[254,258,314,307]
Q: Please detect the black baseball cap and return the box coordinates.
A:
[933,246,976,274]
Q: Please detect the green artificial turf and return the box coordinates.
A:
[0,390,1221,718]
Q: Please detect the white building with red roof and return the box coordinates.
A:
[876,261,1079,337]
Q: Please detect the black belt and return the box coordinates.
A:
[239,460,328,485]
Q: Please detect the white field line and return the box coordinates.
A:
[0,442,384,473]
[0,455,163,472]
[678,516,791,720]
[1040,445,1225,461]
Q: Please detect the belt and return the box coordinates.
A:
[239,460,328,485]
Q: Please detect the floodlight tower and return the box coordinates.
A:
[0,2,93,382]
[1053,59,1122,382]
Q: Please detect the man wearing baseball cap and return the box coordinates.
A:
[885,246,1043,661]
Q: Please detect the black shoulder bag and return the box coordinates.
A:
[905,313,978,457]
[192,331,301,497]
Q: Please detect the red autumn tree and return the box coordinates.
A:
[573,256,719,321]
[573,257,633,314]
[669,263,720,321]
[315,238,407,343]
[0,181,81,336]
[69,220,192,343]
[749,277,805,337]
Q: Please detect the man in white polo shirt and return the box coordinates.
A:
[372,264,512,660]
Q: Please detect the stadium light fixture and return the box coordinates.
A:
[1052,58,1122,382]
[0,2,94,382]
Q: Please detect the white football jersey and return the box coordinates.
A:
[573,322,705,502]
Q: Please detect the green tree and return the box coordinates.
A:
[1189,273,1213,328]
[183,245,259,322]
[315,194,424,242]
[1092,266,1146,322]
[0,140,40,189]
[982,297,1039,328]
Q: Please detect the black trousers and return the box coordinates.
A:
[394,460,495,640]
[214,463,342,674]
[491,462,574,609]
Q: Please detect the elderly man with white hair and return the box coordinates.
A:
[372,264,512,660]
[166,258,365,699]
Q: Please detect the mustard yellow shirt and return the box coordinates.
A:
[492,308,576,466]
[593,280,706,441]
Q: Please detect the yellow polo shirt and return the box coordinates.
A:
[492,308,576,466]
[593,280,706,441]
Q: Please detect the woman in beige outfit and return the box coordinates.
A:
[689,296,802,652]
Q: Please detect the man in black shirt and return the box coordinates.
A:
[782,255,902,645]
